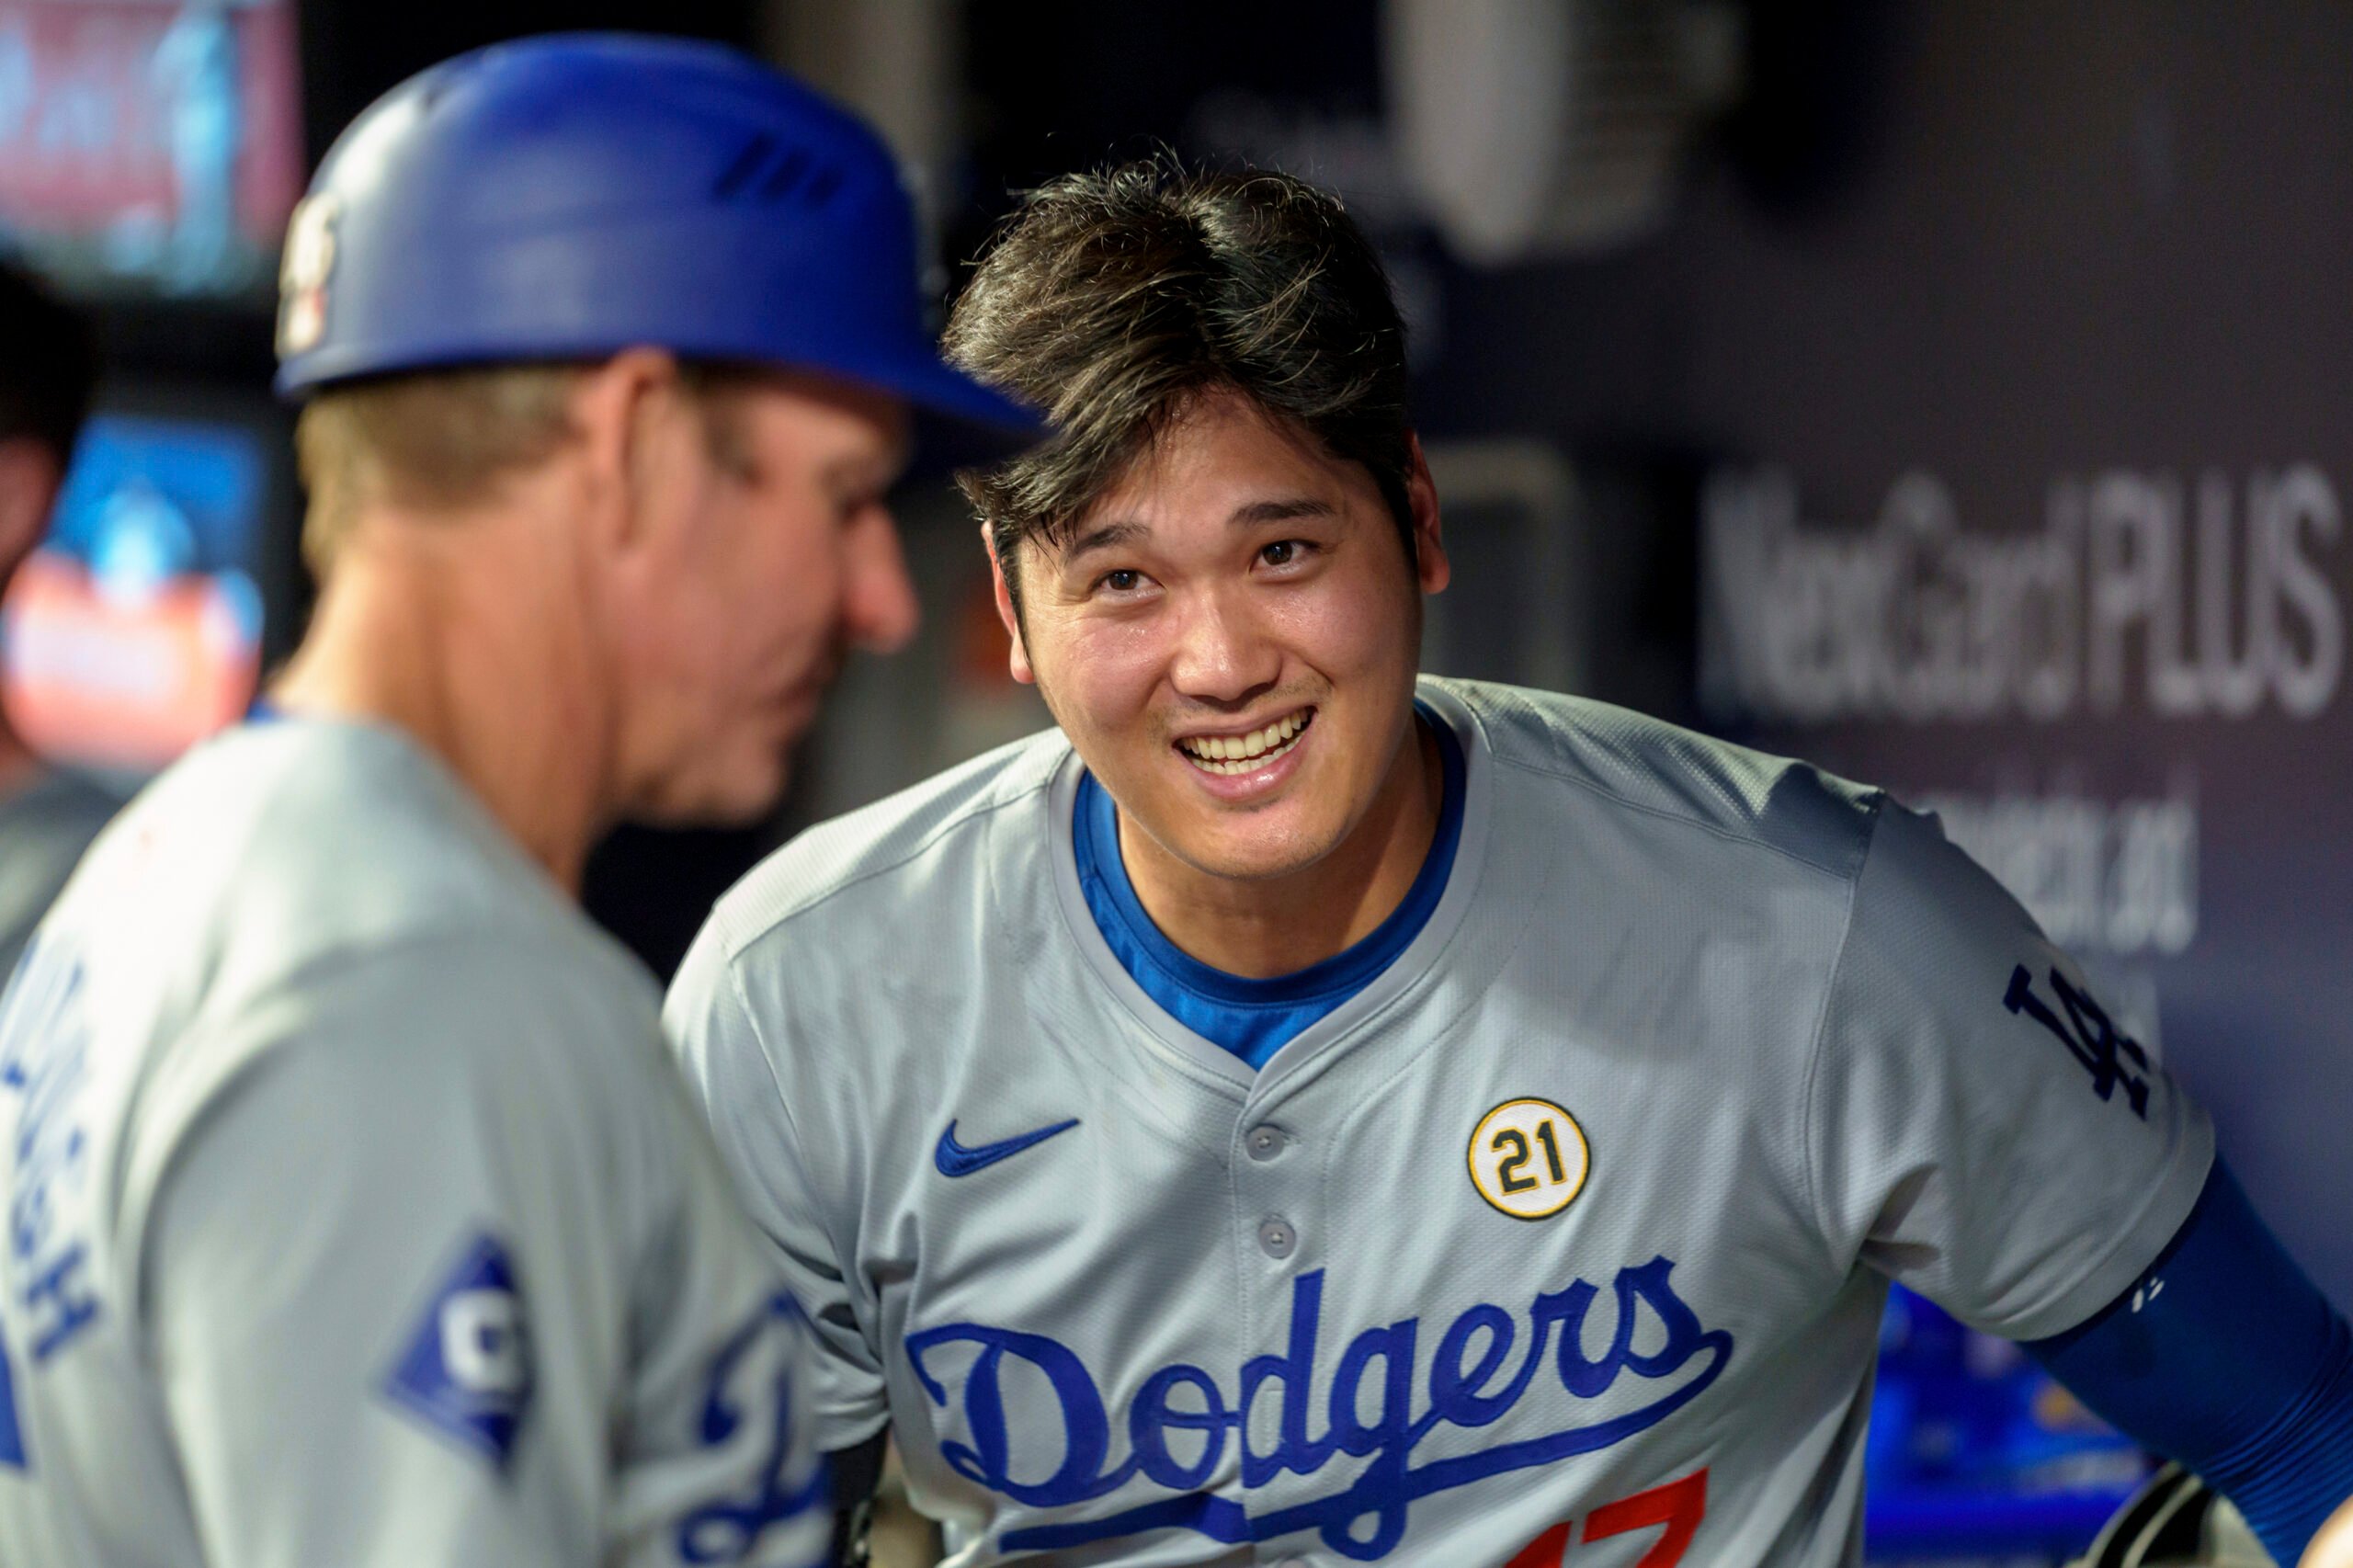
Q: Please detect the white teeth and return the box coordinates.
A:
[1177,710,1313,774]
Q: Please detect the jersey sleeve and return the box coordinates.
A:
[136,937,828,1568]
[607,1065,833,1568]
[665,920,889,1451]
[1804,798,2215,1341]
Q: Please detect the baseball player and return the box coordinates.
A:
[0,36,1037,1568]
[0,261,119,978]
[666,161,2353,1567]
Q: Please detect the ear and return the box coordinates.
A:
[567,348,696,560]
[1404,432,1449,596]
[0,439,62,583]
[981,519,1036,686]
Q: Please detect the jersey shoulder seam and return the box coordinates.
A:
[710,772,1054,962]
[712,915,892,1431]
[718,951,815,1193]
[1487,748,1875,883]
[715,953,864,1273]
[1796,789,1893,1267]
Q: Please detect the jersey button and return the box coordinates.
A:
[1246,1126,1284,1161]
[1258,1216,1297,1258]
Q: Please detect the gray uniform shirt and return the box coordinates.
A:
[0,767,119,981]
[0,719,829,1568]
[666,677,2212,1568]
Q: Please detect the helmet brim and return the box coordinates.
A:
[851,350,1048,464]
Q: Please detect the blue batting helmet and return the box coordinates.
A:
[274,33,1041,438]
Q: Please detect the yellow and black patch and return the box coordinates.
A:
[1468,1097,1589,1221]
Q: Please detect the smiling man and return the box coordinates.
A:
[665,162,2352,1567]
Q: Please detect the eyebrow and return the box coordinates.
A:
[1063,519,1147,562]
[1230,496,1337,528]
[1060,496,1338,562]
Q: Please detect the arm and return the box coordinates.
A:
[1806,801,2343,1562]
[1809,800,2215,1341]
[665,922,894,1564]
[144,937,835,1568]
[2024,1158,2353,1566]
[140,950,606,1567]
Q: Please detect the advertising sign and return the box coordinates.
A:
[1697,460,2349,1301]
[0,0,301,297]
[2,412,268,766]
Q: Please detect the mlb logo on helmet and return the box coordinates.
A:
[382,1232,536,1473]
[276,193,339,357]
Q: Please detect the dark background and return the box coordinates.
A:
[11,3,2347,1559]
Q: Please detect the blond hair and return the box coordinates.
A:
[293,362,763,575]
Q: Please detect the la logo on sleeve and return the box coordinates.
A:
[1468,1097,1590,1221]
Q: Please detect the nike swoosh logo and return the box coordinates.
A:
[935,1118,1081,1178]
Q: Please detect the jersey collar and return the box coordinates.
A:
[1045,677,1499,1095]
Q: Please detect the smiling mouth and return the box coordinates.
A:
[1174,708,1314,776]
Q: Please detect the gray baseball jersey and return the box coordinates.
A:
[0,718,828,1568]
[666,676,2213,1568]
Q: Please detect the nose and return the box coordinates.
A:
[1167,583,1280,706]
[842,506,920,655]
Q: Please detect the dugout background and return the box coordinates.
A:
[6,3,2347,1558]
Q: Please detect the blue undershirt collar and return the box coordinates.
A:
[1072,703,1465,1070]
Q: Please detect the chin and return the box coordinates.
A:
[1165,814,1339,883]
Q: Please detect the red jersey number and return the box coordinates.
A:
[1503,1470,1708,1568]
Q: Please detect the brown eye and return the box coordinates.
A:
[1261,540,1297,566]
[1104,569,1141,592]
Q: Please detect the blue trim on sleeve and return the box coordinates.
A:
[1071,705,1465,1070]
[2024,1158,2353,1564]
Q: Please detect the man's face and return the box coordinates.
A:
[999,388,1447,884]
[617,370,915,824]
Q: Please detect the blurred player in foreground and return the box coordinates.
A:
[0,263,120,976]
[0,35,1036,1568]
[669,160,2352,1567]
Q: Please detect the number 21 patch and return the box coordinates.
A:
[1469,1097,1590,1221]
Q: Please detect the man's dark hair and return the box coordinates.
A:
[0,258,97,470]
[943,159,1414,614]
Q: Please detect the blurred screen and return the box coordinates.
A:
[1865,1287,2150,1562]
[0,0,302,299]
[1,410,270,767]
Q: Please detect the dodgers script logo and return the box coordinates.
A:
[907,1255,1733,1561]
